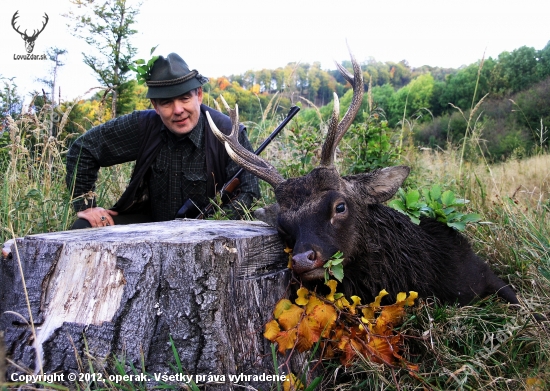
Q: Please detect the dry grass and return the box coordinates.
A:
[414,148,550,207]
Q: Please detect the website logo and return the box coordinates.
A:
[11,11,49,54]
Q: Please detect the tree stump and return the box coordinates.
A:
[0,219,291,389]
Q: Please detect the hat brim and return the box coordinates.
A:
[146,78,204,99]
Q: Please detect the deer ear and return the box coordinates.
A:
[253,203,280,227]
[345,166,410,204]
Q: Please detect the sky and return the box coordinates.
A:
[1,0,549,104]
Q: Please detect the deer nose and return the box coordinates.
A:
[292,250,322,274]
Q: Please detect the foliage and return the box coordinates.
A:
[65,0,140,118]
[343,115,400,174]
[264,279,419,369]
[0,76,23,128]
[35,47,68,107]
[128,46,159,85]
[323,251,344,283]
[389,184,481,230]
[388,73,435,127]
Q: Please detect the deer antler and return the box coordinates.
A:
[206,96,286,188]
[31,13,49,39]
[319,48,364,167]
[11,11,49,38]
[11,11,23,35]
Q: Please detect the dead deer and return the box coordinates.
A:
[205,50,520,308]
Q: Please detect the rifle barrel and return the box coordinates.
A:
[183,105,300,219]
[222,105,300,189]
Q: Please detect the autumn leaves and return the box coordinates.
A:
[264,279,419,369]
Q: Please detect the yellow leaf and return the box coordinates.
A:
[335,296,350,310]
[296,315,322,351]
[305,295,323,314]
[278,304,304,330]
[336,334,350,350]
[274,299,293,319]
[295,287,310,306]
[340,338,362,366]
[325,280,338,301]
[310,303,337,337]
[362,307,375,322]
[405,291,418,306]
[251,84,261,94]
[370,289,389,308]
[367,334,400,365]
[263,320,280,341]
[373,305,405,335]
[396,292,407,303]
[526,378,546,391]
[349,295,362,315]
[360,316,373,331]
[284,246,293,269]
[283,373,304,391]
[275,329,297,354]
[396,291,418,306]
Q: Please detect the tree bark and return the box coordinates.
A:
[0,219,291,389]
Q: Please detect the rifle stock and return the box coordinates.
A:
[176,105,300,219]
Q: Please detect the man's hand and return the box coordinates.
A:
[77,207,118,228]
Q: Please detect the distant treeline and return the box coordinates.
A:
[2,41,548,161]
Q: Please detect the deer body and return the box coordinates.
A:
[266,166,519,305]
[206,49,519,307]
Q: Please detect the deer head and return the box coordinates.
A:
[207,48,410,281]
[12,11,49,54]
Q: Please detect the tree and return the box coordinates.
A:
[306,62,322,104]
[498,46,539,93]
[66,0,139,118]
[536,41,550,81]
[37,47,68,107]
[371,83,396,116]
[388,73,435,126]
[255,69,272,93]
[0,77,23,129]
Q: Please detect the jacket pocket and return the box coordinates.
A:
[183,171,206,196]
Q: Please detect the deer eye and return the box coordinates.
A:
[335,202,346,214]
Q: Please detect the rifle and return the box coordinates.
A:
[176,105,300,219]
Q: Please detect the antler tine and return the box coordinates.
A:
[319,50,364,167]
[217,95,241,144]
[11,11,22,34]
[319,92,340,166]
[32,13,49,38]
[206,101,286,188]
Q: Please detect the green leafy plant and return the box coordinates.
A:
[324,251,345,282]
[345,116,400,174]
[129,45,159,85]
[389,184,481,231]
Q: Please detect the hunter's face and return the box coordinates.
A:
[152,87,203,136]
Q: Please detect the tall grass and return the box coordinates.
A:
[0,100,132,243]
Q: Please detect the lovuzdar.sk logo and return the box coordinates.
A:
[11,10,48,60]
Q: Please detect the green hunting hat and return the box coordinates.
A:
[146,53,208,99]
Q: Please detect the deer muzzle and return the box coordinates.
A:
[292,250,325,280]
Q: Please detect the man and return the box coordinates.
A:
[66,53,260,228]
